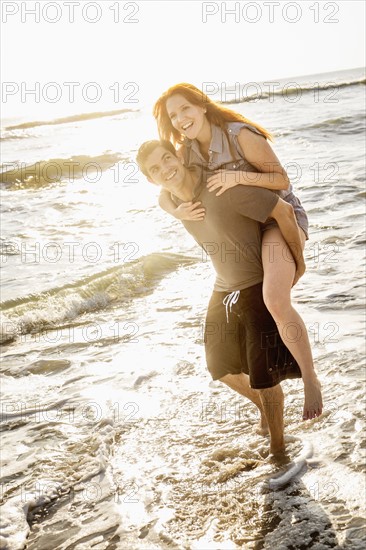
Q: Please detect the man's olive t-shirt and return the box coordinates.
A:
[172,180,279,292]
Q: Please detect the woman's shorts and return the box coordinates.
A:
[204,283,302,389]
[261,193,309,240]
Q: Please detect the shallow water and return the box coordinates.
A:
[1,67,365,549]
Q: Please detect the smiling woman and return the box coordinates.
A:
[165,94,210,147]
[154,83,272,150]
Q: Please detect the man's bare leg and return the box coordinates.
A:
[219,373,269,434]
[258,384,285,455]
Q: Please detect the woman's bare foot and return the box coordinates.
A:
[303,376,323,420]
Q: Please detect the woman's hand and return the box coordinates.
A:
[292,258,306,286]
[174,201,205,221]
[206,171,242,196]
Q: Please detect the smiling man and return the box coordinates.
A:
[136,139,306,456]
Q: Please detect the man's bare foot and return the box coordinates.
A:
[270,443,286,458]
[303,376,323,420]
[269,448,291,466]
[269,434,286,457]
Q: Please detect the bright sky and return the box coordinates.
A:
[1,0,365,118]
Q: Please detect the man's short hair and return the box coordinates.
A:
[136,140,177,177]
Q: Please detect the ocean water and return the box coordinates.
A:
[0,67,365,549]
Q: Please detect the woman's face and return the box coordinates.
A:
[166,94,207,140]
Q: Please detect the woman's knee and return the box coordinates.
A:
[263,286,291,319]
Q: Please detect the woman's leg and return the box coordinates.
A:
[261,227,323,420]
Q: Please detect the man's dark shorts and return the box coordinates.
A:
[204,283,302,389]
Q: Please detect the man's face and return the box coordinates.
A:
[145,146,187,193]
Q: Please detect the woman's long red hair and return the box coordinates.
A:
[153,82,273,147]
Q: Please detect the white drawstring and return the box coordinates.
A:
[222,290,240,323]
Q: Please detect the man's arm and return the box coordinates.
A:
[270,198,306,285]
[159,189,205,221]
[159,188,178,215]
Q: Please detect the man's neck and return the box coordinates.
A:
[174,168,200,202]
